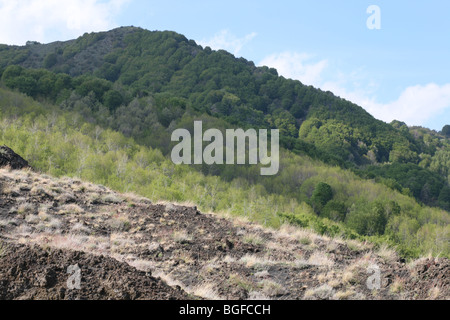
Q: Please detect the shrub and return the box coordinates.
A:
[321,200,347,222]
[310,182,333,213]
[346,201,387,236]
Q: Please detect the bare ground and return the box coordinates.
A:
[0,168,448,300]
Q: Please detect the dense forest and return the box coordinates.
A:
[0,27,448,258]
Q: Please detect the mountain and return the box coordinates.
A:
[0,27,430,162]
[1,27,449,210]
[0,27,448,260]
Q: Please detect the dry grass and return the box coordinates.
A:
[152,270,186,291]
[38,211,51,222]
[58,204,84,215]
[102,194,123,204]
[254,270,270,279]
[346,239,369,252]
[259,280,285,297]
[229,273,255,292]
[328,279,341,289]
[192,282,223,300]
[308,252,334,267]
[377,244,397,263]
[128,259,155,272]
[155,200,196,209]
[334,290,355,300]
[239,254,278,268]
[304,284,335,300]
[30,185,50,197]
[390,278,405,294]
[247,291,271,300]
[341,270,357,285]
[2,184,20,196]
[71,223,91,235]
[47,218,62,230]
[17,202,35,215]
[317,271,336,284]
[55,192,76,204]
[110,233,135,252]
[243,233,266,246]
[428,286,441,300]
[108,216,131,232]
[173,230,193,244]
[222,255,236,263]
[276,224,321,244]
[14,224,33,236]
[25,214,40,224]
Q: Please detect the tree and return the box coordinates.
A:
[438,186,450,210]
[103,90,123,111]
[442,125,450,137]
[311,182,333,213]
[321,200,347,222]
[43,53,58,68]
[346,202,387,236]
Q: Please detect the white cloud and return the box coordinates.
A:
[321,81,450,126]
[259,52,328,87]
[260,51,450,127]
[198,29,257,56]
[0,0,129,45]
[363,84,450,126]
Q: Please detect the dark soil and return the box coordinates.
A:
[0,242,190,300]
[0,146,31,170]
[0,167,448,300]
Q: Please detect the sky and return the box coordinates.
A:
[0,0,449,131]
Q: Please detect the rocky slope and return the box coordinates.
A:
[0,242,189,300]
[0,164,448,300]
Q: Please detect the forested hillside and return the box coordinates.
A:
[0,87,448,258]
[0,27,448,258]
[0,27,449,211]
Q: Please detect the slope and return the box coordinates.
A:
[0,166,448,300]
[0,26,425,165]
[0,87,448,258]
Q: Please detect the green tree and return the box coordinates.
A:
[442,125,450,137]
[103,90,123,110]
[346,202,387,236]
[43,53,58,68]
[310,182,333,213]
[321,200,347,222]
[438,186,450,210]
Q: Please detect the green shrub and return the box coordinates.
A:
[321,200,347,222]
[310,182,333,212]
[346,201,387,236]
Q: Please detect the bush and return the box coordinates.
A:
[321,200,347,222]
[346,201,387,236]
[310,182,333,212]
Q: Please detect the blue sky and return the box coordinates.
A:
[1,0,449,130]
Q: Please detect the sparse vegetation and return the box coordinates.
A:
[304,284,335,300]
[259,280,285,297]
[108,216,131,232]
[58,204,84,215]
